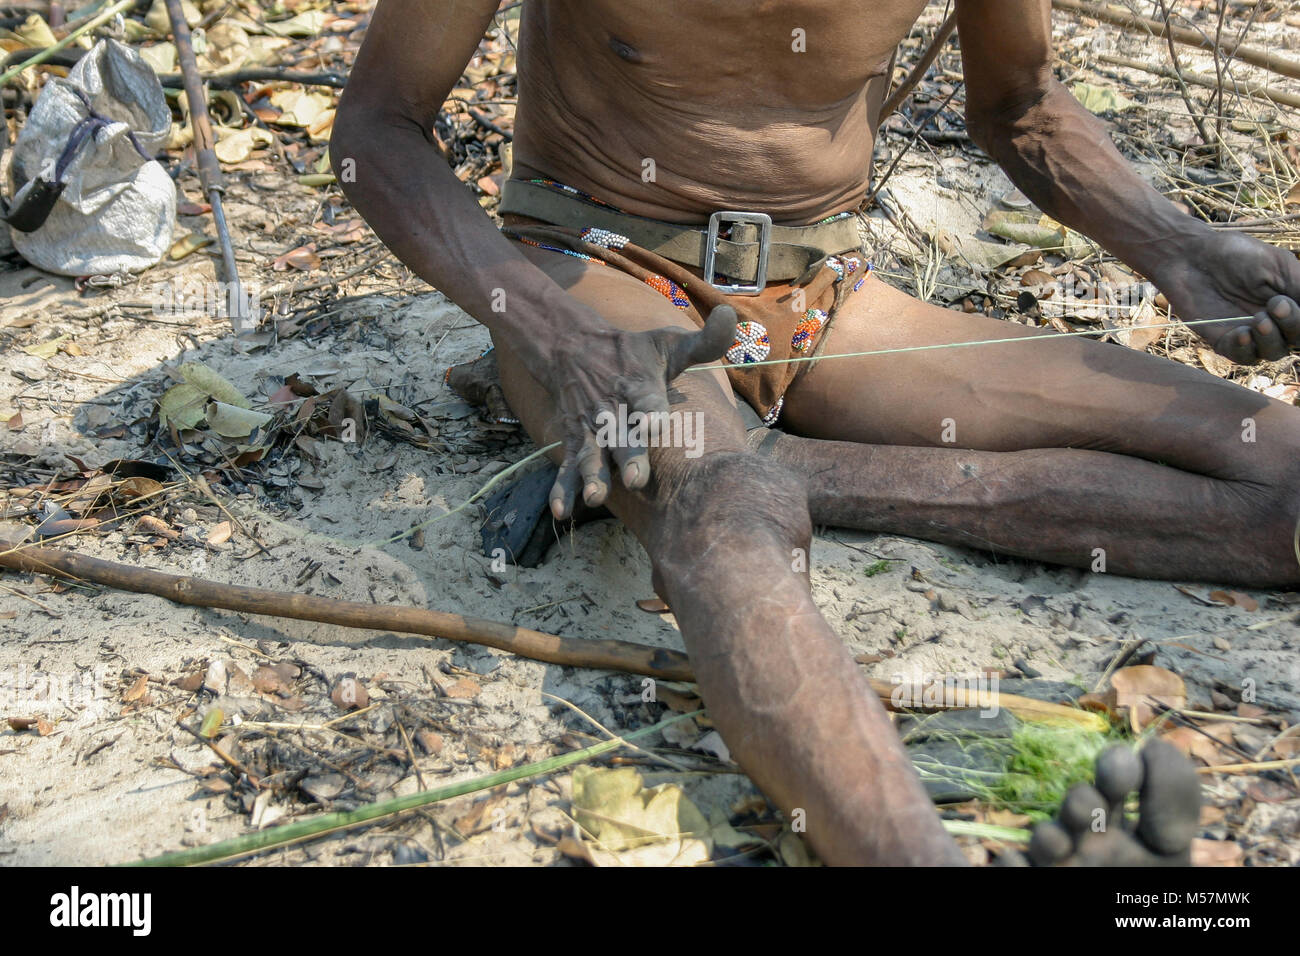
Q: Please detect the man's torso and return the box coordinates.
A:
[511,0,933,224]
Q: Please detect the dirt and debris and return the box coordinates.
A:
[1,1,1299,866]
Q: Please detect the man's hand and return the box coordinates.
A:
[1158,230,1300,364]
[544,304,738,519]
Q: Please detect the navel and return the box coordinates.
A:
[608,36,643,63]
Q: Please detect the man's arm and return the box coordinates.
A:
[333,0,732,514]
[956,0,1204,279]
[332,0,578,363]
[956,0,1300,362]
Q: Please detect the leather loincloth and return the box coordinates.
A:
[497,182,872,426]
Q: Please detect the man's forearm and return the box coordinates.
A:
[331,114,591,367]
[970,81,1214,282]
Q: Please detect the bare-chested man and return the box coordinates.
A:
[331,0,1298,865]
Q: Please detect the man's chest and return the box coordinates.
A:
[534,0,933,108]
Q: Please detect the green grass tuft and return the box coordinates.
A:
[988,723,1129,820]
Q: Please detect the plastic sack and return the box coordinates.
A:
[6,39,175,276]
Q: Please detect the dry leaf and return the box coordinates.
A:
[331,676,369,710]
[1106,665,1186,733]
[169,233,214,261]
[1197,348,1235,378]
[251,666,289,696]
[6,411,23,431]
[444,677,481,699]
[117,476,163,501]
[206,521,232,546]
[272,244,321,272]
[123,674,150,703]
[1161,724,1238,766]
[1207,590,1258,612]
[172,669,205,692]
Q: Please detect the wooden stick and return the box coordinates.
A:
[0,538,695,681]
[1053,0,1300,82]
[1196,756,1300,775]
[1097,52,1300,112]
[881,11,959,120]
[164,0,252,334]
[0,538,1109,729]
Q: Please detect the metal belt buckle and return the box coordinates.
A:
[705,210,771,295]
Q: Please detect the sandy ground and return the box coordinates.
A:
[3,277,1297,866]
[2,2,1300,866]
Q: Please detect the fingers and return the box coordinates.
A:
[1213,323,1260,364]
[609,437,651,491]
[549,427,609,520]
[663,304,738,379]
[1248,312,1288,361]
[1213,297,1300,364]
[1267,295,1300,347]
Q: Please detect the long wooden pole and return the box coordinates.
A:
[164,0,252,334]
[1052,0,1300,82]
[0,537,1105,728]
[0,538,695,680]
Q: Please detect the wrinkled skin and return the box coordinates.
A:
[331,0,1289,864]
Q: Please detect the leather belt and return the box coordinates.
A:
[500,178,862,294]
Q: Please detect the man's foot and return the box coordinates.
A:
[1006,740,1201,866]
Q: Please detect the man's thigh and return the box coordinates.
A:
[784,277,1293,480]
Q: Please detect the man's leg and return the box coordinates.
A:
[772,278,1300,586]
[492,245,964,864]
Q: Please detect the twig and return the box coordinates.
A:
[880,10,958,120]
[1196,756,1300,775]
[123,710,702,866]
[0,536,1104,730]
[1151,0,1215,151]
[1096,53,1300,112]
[0,0,134,87]
[157,68,348,89]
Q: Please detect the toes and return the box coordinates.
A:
[1061,783,1107,832]
[1135,740,1202,859]
[1026,820,1074,866]
[1094,746,1143,818]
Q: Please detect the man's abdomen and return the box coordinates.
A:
[510,0,921,225]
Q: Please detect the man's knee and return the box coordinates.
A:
[646,449,811,556]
